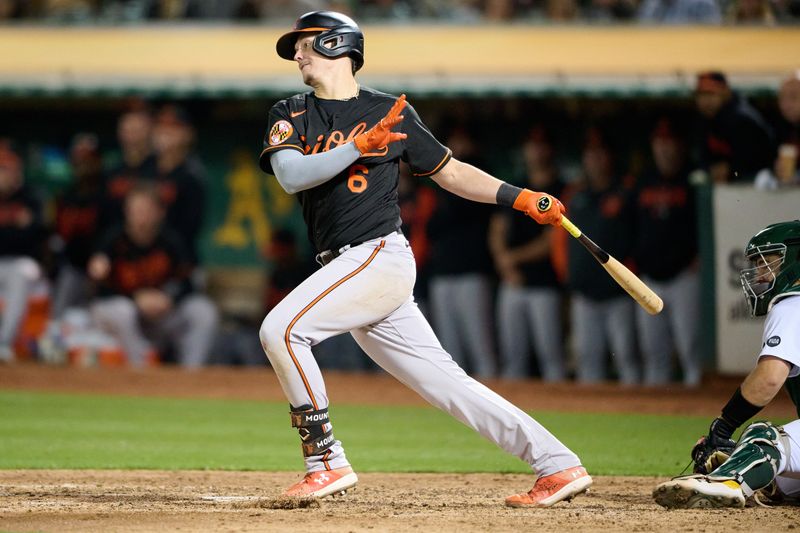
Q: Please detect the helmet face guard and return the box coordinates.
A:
[739,220,800,316]
[276,11,364,73]
[740,243,786,317]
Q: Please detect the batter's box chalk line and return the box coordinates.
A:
[200,495,260,502]
[200,495,321,509]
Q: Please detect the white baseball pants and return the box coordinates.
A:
[0,257,40,348]
[776,419,800,497]
[259,231,581,476]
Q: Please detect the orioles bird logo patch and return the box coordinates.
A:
[269,120,293,146]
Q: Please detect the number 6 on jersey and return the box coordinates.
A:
[348,164,369,193]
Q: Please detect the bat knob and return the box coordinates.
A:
[536,195,552,213]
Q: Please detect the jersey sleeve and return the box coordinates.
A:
[758,296,800,378]
[400,103,452,177]
[259,100,304,174]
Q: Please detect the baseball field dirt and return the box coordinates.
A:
[1,364,797,532]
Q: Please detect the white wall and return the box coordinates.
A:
[713,185,800,374]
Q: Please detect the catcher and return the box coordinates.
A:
[653,220,800,508]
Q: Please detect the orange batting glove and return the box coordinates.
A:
[354,94,408,154]
[513,189,565,226]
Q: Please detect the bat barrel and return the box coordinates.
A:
[561,216,664,315]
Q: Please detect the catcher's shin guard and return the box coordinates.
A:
[708,421,786,496]
[290,404,335,457]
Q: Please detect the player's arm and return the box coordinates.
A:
[487,213,510,259]
[269,95,407,194]
[430,158,564,226]
[740,356,791,406]
[270,145,361,194]
[505,228,553,264]
[691,356,791,473]
[488,213,551,266]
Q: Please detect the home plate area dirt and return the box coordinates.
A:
[0,365,798,532]
[0,470,797,532]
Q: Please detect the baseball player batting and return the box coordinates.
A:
[258,11,592,507]
[653,220,800,508]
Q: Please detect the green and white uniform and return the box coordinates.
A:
[756,295,800,497]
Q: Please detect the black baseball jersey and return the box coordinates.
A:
[634,166,697,281]
[93,225,193,302]
[55,184,106,269]
[0,184,44,260]
[260,86,451,253]
[566,180,636,301]
[105,154,207,263]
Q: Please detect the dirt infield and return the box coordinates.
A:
[0,364,797,532]
[2,470,798,533]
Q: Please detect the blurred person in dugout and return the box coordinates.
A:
[105,103,155,213]
[49,133,108,322]
[0,0,26,19]
[233,0,339,21]
[0,141,45,363]
[488,126,566,382]
[544,0,579,20]
[634,119,702,387]
[37,0,98,20]
[426,125,497,378]
[725,0,777,24]
[585,0,638,21]
[694,71,775,184]
[755,72,800,190]
[398,166,436,314]
[87,184,218,368]
[263,228,315,314]
[144,0,203,19]
[558,128,640,385]
[637,0,722,23]
[106,104,207,265]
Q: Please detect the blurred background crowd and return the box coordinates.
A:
[2,68,798,386]
[0,0,798,25]
[0,6,798,387]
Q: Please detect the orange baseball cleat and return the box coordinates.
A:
[282,466,359,499]
[505,466,592,507]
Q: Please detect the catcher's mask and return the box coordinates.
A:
[740,220,800,316]
[276,11,365,73]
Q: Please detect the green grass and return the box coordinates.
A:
[0,390,782,476]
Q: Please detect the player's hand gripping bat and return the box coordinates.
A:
[537,196,664,315]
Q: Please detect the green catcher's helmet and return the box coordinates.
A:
[740,220,800,316]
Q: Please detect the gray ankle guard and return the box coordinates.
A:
[290,404,335,457]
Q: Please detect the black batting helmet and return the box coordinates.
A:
[276,11,365,73]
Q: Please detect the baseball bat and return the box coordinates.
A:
[560,216,664,315]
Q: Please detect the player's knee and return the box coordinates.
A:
[259,311,288,354]
[95,297,138,328]
[738,421,782,448]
